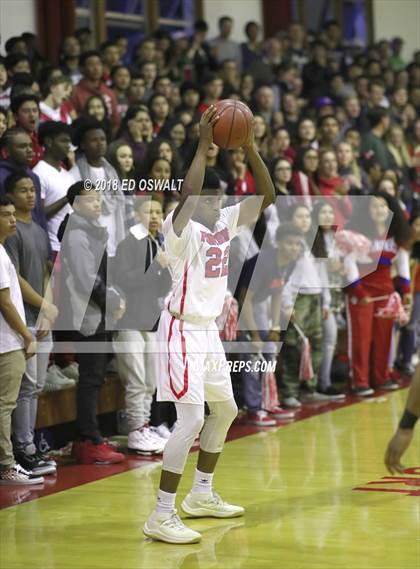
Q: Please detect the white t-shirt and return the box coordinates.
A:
[0,244,26,354]
[70,164,118,256]
[33,160,74,252]
[163,205,240,324]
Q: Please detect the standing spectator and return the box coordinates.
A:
[345,192,411,395]
[10,94,43,167]
[58,182,126,464]
[70,119,127,257]
[389,38,406,71]
[106,139,136,227]
[4,173,57,476]
[113,196,172,453]
[182,20,216,82]
[0,194,41,485]
[33,122,74,254]
[241,21,262,71]
[311,201,345,399]
[302,41,329,99]
[210,16,242,70]
[287,22,309,70]
[278,203,331,408]
[0,127,48,233]
[71,51,120,130]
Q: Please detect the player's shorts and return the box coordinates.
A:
[156,309,233,404]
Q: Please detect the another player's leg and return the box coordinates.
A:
[143,403,205,544]
[181,398,245,518]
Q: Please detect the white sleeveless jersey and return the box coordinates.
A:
[163,204,241,324]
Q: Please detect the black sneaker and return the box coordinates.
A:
[35,450,57,468]
[15,452,56,476]
[351,387,374,397]
[317,386,346,400]
[379,381,399,391]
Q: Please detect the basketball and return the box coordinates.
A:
[212,99,254,150]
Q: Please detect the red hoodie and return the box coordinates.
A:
[318,175,352,228]
[71,79,119,129]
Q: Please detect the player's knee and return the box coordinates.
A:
[213,398,238,426]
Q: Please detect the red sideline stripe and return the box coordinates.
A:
[167,316,189,400]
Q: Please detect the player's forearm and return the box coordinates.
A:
[180,140,209,199]
[244,144,275,208]
[404,364,420,418]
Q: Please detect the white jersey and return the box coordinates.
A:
[163,204,241,324]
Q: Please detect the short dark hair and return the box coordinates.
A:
[0,195,14,207]
[67,181,87,206]
[219,16,233,28]
[203,168,221,191]
[318,114,338,128]
[194,19,208,32]
[79,50,102,68]
[5,53,30,72]
[245,21,258,35]
[10,93,39,114]
[276,222,304,243]
[0,127,29,150]
[38,121,71,145]
[4,171,32,195]
[367,106,389,128]
[72,117,106,147]
[133,194,162,212]
[100,40,118,52]
[5,36,24,54]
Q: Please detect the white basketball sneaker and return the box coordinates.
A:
[181,491,245,518]
[143,509,202,544]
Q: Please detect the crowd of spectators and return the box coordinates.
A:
[0,16,419,483]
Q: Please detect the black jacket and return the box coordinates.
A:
[114,224,171,331]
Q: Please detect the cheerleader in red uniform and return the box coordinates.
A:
[345,191,412,396]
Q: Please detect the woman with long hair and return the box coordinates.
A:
[117,105,153,164]
[318,149,352,227]
[336,141,368,194]
[148,93,171,135]
[292,147,320,208]
[106,139,136,227]
[311,201,346,399]
[344,191,412,395]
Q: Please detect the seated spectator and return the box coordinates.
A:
[295,118,318,151]
[138,61,157,101]
[361,106,396,171]
[106,139,136,227]
[127,72,146,106]
[99,41,121,82]
[110,65,131,118]
[252,84,282,130]
[0,108,7,140]
[229,146,256,197]
[58,182,126,464]
[83,95,112,141]
[318,149,352,227]
[59,35,82,85]
[253,114,271,161]
[198,73,223,114]
[336,141,368,195]
[0,57,11,109]
[0,194,39,485]
[317,114,340,151]
[4,173,57,476]
[39,75,75,124]
[71,50,120,130]
[148,93,170,135]
[113,195,172,453]
[10,94,43,167]
[292,147,320,207]
[118,105,153,164]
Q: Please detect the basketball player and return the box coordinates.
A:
[384,363,420,474]
[143,105,275,544]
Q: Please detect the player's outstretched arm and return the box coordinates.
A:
[384,363,420,474]
[237,128,275,227]
[172,105,219,236]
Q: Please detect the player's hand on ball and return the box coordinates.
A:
[384,428,413,474]
[199,105,219,146]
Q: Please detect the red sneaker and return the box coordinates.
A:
[267,406,295,420]
[76,441,125,464]
[246,411,277,427]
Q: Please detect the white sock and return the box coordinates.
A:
[191,469,214,494]
[156,489,176,514]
